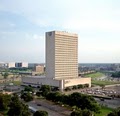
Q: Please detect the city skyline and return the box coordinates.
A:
[0,0,120,63]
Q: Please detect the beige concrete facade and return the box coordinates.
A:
[22,76,60,87]
[35,65,44,73]
[64,77,91,88]
[46,31,78,79]
[22,76,91,91]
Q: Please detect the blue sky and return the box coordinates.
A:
[0,0,120,63]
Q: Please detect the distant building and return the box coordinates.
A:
[7,62,15,68]
[112,64,120,72]
[28,63,44,70]
[0,62,6,67]
[35,65,44,73]
[15,62,28,68]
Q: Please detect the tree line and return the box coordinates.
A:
[112,71,120,78]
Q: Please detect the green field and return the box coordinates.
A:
[85,72,104,78]
[95,106,113,116]
[92,80,120,86]
[0,74,3,79]
[13,81,21,85]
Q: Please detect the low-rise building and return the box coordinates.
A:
[15,62,28,68]
[7,62,15,68]
[35,65,44,73]
[22,76,91,91]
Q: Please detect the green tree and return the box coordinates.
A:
[40,85,51,97]
[21,93,33,102]
[3,72,9,87]
[72,85,78,90]
[71,109,93,116]
[24,86,34,93]
[71,110,82,116]
[33,110,48,116]
[77,84,84,89]
[68,92,100,113]
[7,94,31,116]
[82,109,93,116]
[0,93,11,111]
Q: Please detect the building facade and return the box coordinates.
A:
[35,65,44,73]
[15,62,28,68]
[46,31,78,79]
[7,62,15,68]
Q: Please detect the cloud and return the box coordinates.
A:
[25,33,44,40]
[33,34,44,39]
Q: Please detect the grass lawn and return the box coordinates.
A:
[13,81,21,85]
[92,80,120,86]
[0,74,3,79]
[95,106,113,116]
[85,72,104,78]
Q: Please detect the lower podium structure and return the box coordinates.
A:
[22,76,91,91]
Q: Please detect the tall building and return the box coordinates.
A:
[22,30,91,91]
[46,31,78,79]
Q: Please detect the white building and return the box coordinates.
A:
[7,62,15,68]
[15,62,28,68]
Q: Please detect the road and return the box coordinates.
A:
[95,98,120,109]
[27,99,71,116]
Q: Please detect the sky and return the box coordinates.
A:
[0,0,120,63]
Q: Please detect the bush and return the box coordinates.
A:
[84,84,89,88]
[36,91,41,97]
[64,87,71,91]
[72,85,78,90]
[33,110,48,116]
[77,84,84,89]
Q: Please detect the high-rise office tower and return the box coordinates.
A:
[22,30,91,91]
[46,31,78,80]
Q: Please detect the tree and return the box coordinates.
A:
[21,93,33,102]
[0,93,11,111]
[24,86,34,93]
[77,84,84,89]
[33,110,48,116]
[71,109,93,116]
[100,84,105,90]
[71,110,82,116]
[40,85,51,97]
[84,84,89,88]
[3,72,9,87]
[7,94,31,116]
[68,92,100,113]
[82,109,93,116]
[72,85,78,90]
[64,87,71,91]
